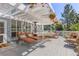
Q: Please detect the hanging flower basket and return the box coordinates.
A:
[49,13,56,19]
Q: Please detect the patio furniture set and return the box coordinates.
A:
[16,32,41,43]
[16,31,59,44]
[43,31,59,39]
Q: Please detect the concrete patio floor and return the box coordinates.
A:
[27,36,76,56]
[0,36,76,56]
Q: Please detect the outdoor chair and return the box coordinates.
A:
[27,33,41,40]
[64,32,79,46]
[17,32,41,43]
[74,35,79,56]
[44,31,59,39]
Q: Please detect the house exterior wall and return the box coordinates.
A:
[0,17,53,43]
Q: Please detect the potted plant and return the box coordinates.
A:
[49,13,56,19]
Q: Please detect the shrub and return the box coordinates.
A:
[70,23,79,31]
[54,22,64,31]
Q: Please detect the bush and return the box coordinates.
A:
[54,22,64,31]
[70,23,79,31]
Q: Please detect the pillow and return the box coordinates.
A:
[28,33,33,37]
[19,35,26,39]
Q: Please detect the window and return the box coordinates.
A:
[0,22,4,34]
[0,22,4,43]
[11,20,17,37]
[44,25,51,31]
[22,22,26,32]
[26,22,31,32]
[17,21,21,32]
[11,20,32,38]
[11,20,22,38]
[0,36,3,43]
[37,25,42,32]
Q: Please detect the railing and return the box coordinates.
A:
[56,31,79,37]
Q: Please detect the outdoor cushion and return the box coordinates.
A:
[70,32,78,39]
[19,35,27,39]
[27,33,33,37]
[64,39,77,43]
[22,38,36,43]
[31,36,39,40]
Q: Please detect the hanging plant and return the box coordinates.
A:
[49,13,56,19]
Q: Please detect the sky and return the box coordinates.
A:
[51,3,79,20]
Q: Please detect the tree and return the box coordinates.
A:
[75,14,79,23]
[62,4,76,30]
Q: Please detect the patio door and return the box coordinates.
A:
[0,20,7,43]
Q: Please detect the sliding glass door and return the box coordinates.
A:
[11,20,32,38]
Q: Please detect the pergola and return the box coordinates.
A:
[0,3,55,35]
